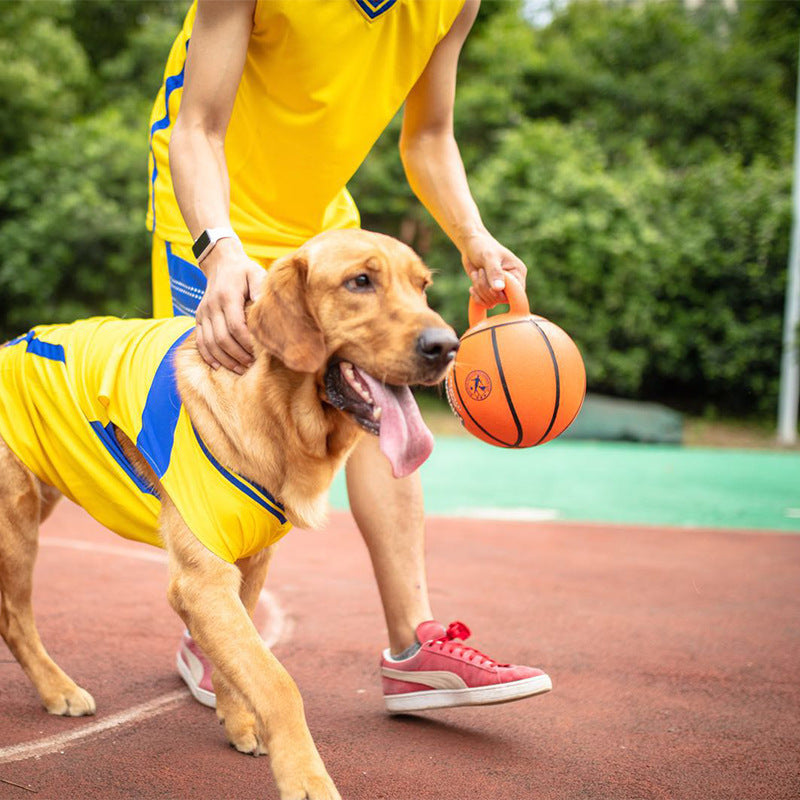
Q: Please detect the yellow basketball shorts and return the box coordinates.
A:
[151,234,274,319]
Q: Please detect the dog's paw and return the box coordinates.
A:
[229,729,268,757]
[273,753,341,800]
[222,710,268,756]
[44,684,96,717]
[277,773,341,800]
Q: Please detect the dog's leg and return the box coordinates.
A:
[0,439,95,716]
[162,502,339,800]
[214,547,274,755]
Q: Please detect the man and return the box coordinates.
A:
[147,0,551,713]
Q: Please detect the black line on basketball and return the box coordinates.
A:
[530,319,560,445]
[452,365,513,448]
[491,327,523,447]
[461,318,530,344]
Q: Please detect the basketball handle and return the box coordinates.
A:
[468,274,531,329]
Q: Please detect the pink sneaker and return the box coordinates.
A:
[381,620,552,713]
[176,630,216,708]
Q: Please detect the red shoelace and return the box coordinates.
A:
[428,621,510,668]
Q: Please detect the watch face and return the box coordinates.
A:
[192,230,211,260]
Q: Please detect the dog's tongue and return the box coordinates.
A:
[358,371,434,478]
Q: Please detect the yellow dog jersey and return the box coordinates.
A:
[0,318,291,563]
[147,0,465,259]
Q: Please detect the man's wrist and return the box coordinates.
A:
[192,226,239,265]
[195,235,246,277]
[452,222,490,252]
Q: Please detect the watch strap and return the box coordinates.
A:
[192,227,238,264]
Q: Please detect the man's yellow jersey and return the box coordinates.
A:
[147,0,465,259]
[0,319,291,563]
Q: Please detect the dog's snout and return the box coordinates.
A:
[416,327,460,368]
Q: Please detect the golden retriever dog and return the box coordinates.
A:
[0,229,459,800]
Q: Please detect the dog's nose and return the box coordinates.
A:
[416,327,460,368]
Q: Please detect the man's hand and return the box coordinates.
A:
[195,237,265,374]
[461,231,528,308]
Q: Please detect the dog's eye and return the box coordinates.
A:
[345,273,374,293]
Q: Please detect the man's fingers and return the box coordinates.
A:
[208,311,252,373]
[484,263,507,292]
[470,268,504,307]
[222,294,255,360]
[196,319,221,370]
[470,269,490,305]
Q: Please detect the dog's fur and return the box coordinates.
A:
[0,230,457,800]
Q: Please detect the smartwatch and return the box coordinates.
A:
[192,227,238,265]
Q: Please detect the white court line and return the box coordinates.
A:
[0,690,188,765]
[0,537,288,765]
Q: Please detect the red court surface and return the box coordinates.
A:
[1,501,798,799]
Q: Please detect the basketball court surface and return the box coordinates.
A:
[1,438,798,799]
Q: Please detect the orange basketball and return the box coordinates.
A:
[445,277,586,448]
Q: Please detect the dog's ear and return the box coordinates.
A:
[249,255,327,373]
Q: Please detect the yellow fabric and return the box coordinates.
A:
[0,318,291,563]
[147,0,465,261]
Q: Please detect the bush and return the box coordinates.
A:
[0,109,152,333]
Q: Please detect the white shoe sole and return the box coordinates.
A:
[384,673,552,713]
[176,649,217,709]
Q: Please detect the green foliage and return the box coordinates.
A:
[0,109,152,330]
[0,2,89,158]
[67,0,183,72]
[520,0,793,166]
[654,156,790,414]
[0,0,181,338]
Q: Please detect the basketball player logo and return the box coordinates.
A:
[465,370,491,401]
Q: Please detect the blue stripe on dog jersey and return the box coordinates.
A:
[135,328,193,478]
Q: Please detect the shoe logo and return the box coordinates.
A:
[381,667,468,691]
[465,370,491,401]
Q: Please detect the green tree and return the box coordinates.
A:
[0,2,89,159]
[520,0,793,166]
[0,0,180,337]
[0,109,152,330]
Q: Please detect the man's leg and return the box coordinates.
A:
[345,433,552,713]
[345,434,430,655]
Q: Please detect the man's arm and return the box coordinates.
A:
[400,0,526,307]
[169,0,260,373]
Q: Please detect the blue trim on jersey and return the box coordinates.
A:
[191,424,288,526]
[354,0,399,19]
[166,241,207,317]
[149,40,189,228]
[89,421,158,497]
[135,328,193,478]
[6,331,65,363]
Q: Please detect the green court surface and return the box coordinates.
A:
[329,438,800,532]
